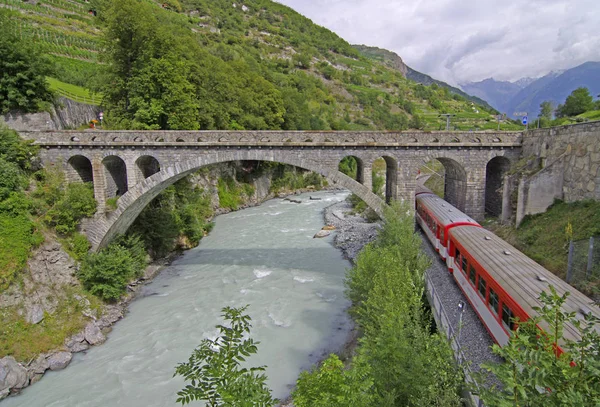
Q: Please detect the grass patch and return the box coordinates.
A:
[487,199,600,278]
[0,288,100,361]
[47,77,102,105]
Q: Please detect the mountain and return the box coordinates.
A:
[352,45,495,111]
[508,62,600,118]
[461,79,523,114]
[1,0,505,131]
[352,44,408,77]
[462,62,600,118]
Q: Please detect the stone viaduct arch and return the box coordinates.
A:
[87,150,386,251]
[21,129,523,251]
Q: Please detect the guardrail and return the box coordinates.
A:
[425,272,485,407]
[54,88,101,106]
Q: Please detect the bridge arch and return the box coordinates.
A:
[89,150,386,251]
[485,155,512,217]
[135,155,161,180]
[67,155,93,184]
[371,155,398,204]
[338,155,365,184]
[421,154,468,211]
[102,155,128,198]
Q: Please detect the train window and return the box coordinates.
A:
[461,255,468,272]
[488,289,499,316]
[432,223,437,234]
[455,247,461,259]
[469,266,476,285]
[478,277,487,299]
[502,304,514,330]
[440,228,445,241]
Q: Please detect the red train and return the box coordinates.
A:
[415,185,599,350]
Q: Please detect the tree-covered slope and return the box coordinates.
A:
[1,0,514,131]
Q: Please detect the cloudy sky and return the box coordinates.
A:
[277,0,600,86]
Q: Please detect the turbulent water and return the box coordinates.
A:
[4,190,353,407]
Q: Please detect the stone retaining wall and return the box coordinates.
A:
[517,121,600,223]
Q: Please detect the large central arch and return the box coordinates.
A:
[88,150,387,251]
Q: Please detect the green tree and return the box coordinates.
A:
[479,286,600,406]
[539,100,554,120]
[0,10,54,113]
[292,354,375,407]
[557,87,594,117]
[174,305,276,407]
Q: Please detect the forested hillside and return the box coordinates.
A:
[0,0,518,131]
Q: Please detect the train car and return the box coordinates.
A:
[415,187,600,351]
[447,224,600,350]
[415,185,480,260]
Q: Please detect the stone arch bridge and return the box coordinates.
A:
[21,130,522,251]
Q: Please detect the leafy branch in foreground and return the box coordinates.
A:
[478,286,600,406]
[174,305,276,407]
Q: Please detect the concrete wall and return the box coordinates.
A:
[516,161,564,225]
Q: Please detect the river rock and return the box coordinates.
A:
[84,322,106,345]
[313,230,331,238]
[29,374,43,386]
[65,332,85,348]
[26,304,45,324]
[1,388,9,401]
[30,354,49,374]
[65,332,90,353]
[97,306,123,329]
[0,357,28,394]
[47,352,72,371]
[322,225,336,231]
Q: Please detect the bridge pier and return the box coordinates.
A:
[362,164,372,193]
[125,159,139,192]
[92,158,107,213]
[396,163,418,208]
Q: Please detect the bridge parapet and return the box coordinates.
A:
[20,130,523,147]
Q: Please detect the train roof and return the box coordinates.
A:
[450,226,600,345]
[416,194,479,228]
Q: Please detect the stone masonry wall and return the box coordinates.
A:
[522,121,600,202]
[2,97,100,131]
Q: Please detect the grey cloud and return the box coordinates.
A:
[276,0,600,84]
[444,28,509,70]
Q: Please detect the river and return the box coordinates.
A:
[3,190,353,407]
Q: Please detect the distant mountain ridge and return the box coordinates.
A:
[352,44,495,111]
[462,62,600,117]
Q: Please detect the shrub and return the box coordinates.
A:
[0,158,26,200]
[64,233,91,260]
[78,235,147,302]
[0,213,42,291]
[106,197,118,210]
[45,182,97,235]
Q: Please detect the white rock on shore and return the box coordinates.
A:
[323,199,380,263]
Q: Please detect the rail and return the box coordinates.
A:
[424,271,485,407]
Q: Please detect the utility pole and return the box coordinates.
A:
[439,114,455,131]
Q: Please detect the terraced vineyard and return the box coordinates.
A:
[1,0,101,89]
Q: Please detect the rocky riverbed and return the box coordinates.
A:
[322,198,380,264]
